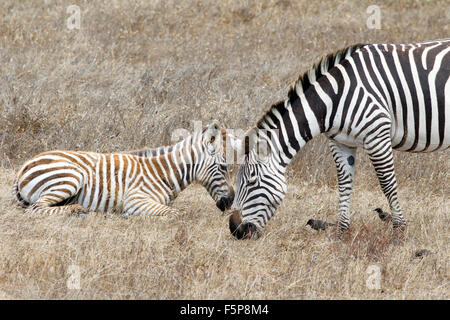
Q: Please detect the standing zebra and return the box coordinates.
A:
[13,123,235,217]
[229,39,449,240]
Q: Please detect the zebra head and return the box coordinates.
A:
[229,129,287,239]
[195,122,234,212]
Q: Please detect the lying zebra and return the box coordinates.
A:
[13,123,234,217]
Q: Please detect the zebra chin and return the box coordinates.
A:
[229,210,261,240]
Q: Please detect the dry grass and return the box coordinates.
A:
[0,0,449,299]
[0,168,448,299]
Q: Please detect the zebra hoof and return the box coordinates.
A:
[329,225,344,241]
[391,231,406,246]
[391,223,406,245]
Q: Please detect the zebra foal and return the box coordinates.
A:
[13,123,234,217]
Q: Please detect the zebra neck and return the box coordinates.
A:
[162,146,198,200]
[140,139,198,201]
[257,84,330,166]
[253,44,370,166]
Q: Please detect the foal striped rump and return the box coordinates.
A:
[15,151,146,214]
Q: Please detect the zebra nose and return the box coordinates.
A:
[229,210,259,240]
[216,198,227,211]
[216,190,235,212]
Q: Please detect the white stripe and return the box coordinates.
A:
[324,72,338,94]
[91,156,101,210]
[98,154,109,211]
[443,77,450,150]
[259,122,290,164]
[108,154,116,210]
[117,154,124,209]
[299,88,321,137]
[165,152,181,194]
[83,155,95,208]
[271,107,297,157]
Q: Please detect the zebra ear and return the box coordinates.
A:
[204,122,221,147]
[228,134,242,151]
[242,129,271,161]
[255,137,271,163]
[243,134,251,155]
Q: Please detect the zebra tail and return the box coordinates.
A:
[12,179,29,208]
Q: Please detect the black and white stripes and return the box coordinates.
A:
[14,123,234,217]
[230,39,449,239]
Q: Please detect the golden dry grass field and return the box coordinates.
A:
[0,0,449,299]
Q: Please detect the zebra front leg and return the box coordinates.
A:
[329,140,357,240]
[122,192,180,217]
[365,134,406,243]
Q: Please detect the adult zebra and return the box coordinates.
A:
[229,39,450,240]
[13,123,234,217]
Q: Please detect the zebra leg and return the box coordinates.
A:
[365,133,406,242]
[122,192,180,217]
[329,140,357,239]
[24,189,89,216]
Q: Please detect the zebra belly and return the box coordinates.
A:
[327,132,364,148]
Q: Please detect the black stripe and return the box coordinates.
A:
[347,87,364,135]
[289,88,313,143]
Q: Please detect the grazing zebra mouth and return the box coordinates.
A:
[229,210,261,240]
[216,190,235,212]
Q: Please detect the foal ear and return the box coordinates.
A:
[204,121,221,147]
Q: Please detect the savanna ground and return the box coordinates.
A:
[0,0,449,299]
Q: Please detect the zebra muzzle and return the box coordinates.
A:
[216,190,235,212]
[229,210,260,240]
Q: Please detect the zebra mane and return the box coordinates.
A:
[123,127,228,158]
[294,43,367,95]
[256,43,367,129]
